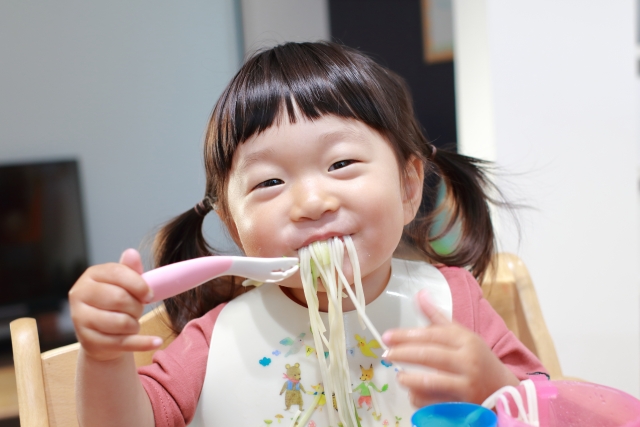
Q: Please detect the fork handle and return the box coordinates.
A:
[142,256,234,303]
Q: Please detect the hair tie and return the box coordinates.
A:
[429,144,437,160]
[194,195,217,217]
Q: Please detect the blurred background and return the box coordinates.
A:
[0,0,638,423]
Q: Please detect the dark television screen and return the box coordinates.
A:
[0,160,88,317]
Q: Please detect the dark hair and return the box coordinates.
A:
[154,41,502,333]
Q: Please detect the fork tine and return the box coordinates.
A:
[227,256,299,283]
[264,264,299,282]
[266,257,299,270]
[278,264,299,277]
[282,264,300,277]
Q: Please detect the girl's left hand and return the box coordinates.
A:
[381,290,519,407]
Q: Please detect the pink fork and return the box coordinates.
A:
[142,256,299,303]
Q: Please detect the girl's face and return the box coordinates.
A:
[224,114,423,300]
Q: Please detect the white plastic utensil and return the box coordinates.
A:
[142,256,299,303]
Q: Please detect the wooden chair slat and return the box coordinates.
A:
[10,318,50,427]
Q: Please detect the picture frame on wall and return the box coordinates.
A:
[421,0,454,63]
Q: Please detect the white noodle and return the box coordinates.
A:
[300,246,337,426]
[299,236,388,427]
[289,410,302,427]
[344,236,366,330]
[296,390,324,427]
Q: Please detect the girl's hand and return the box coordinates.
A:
[381,290,519,407]
[69,249,162,362]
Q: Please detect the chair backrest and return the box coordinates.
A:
[10,305,176,427]
[9,253,563,426]
[481,253,563,379]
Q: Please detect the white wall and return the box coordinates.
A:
[454,0,640,395]
[0,1,242,267]
[240,0,330,54]
[637,0,640,170]
[452,0,495,162]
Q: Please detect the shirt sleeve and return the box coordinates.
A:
[137,303,226,427]
[438,266,547,380]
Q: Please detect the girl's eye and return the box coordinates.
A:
[329,160,355,171]
[254,178,284,190]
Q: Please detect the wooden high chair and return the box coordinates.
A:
[10,305,176,427]
[9,253,563,427]
[480,253,563,380]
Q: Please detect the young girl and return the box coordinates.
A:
[69,42,545,427]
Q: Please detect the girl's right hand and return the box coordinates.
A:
[69,248,163,362]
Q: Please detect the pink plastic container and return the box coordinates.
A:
[497,380,640,427]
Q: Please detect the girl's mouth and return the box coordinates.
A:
[298,233,349,250]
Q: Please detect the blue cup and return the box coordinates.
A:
[412,402,497,427]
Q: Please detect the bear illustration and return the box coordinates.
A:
[280,363,307,411]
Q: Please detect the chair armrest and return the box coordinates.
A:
[10,317,50,427]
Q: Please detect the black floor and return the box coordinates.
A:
[0,417,19,427]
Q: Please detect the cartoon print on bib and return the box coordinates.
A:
[268,328,397,426]
[280,333,306,356]
[256,314,420,427]
[355,334,382,358]
[353,364,388,421]
[280,363,308,411]
[305,345,315,357]
[310,384,327,411]
[260,357,272,367]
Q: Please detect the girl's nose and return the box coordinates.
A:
[289,180,339,221]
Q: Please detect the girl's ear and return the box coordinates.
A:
[402,155,425,225]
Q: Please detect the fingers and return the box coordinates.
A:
[72,296,163,361]
[397,370,468,405]
[383,325,463,348]
[72,299,163,361]
[76,303,141,336]
[416,290,449,325]
[80,282,145,319]
[68,264,148,319]
[84,262,152,304]
[380,290,517,405]
[119,248,145,275]
[68,253,158,362]
[382,290,457,349]
[78,326,162,356]
[383,343,463,374]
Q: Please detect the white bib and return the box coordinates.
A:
[190,258,452,427]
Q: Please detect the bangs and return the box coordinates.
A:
[210,42,409,172]
[234,42,391,140]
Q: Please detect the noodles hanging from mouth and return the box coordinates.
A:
[297,236,388,427]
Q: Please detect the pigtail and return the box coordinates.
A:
[405,147,504,282]
[154,207,211,266]
[152,204,243,334]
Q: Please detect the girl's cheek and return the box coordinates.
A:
[241,229,283,258]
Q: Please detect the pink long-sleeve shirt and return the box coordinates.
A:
[138,266,546,427]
